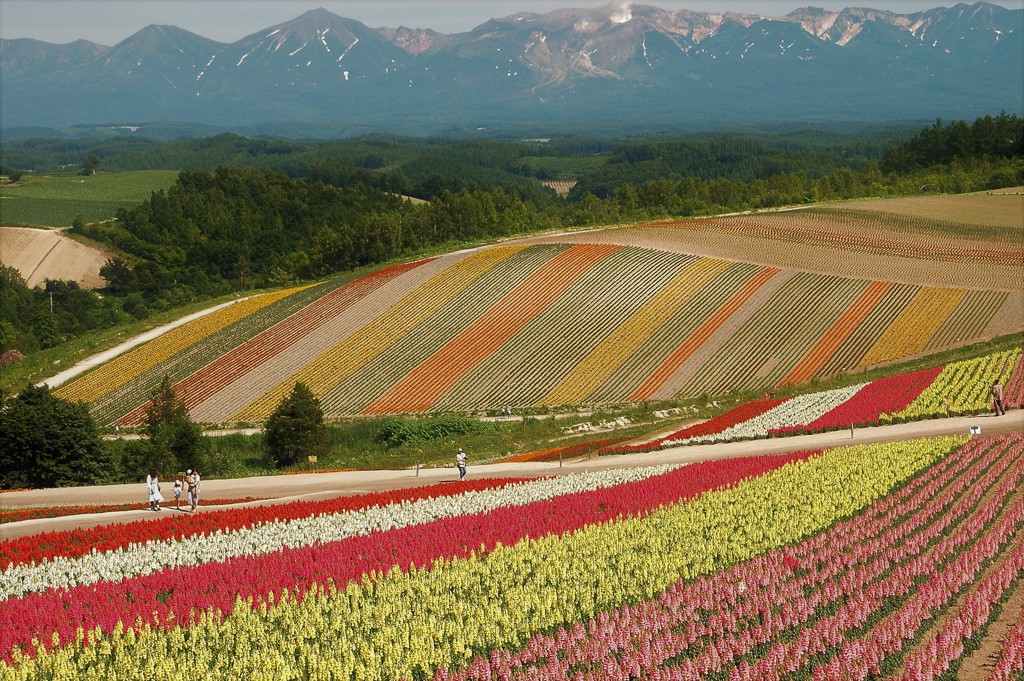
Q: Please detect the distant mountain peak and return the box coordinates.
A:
[1,1,1020,132]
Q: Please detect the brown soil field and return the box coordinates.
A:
[841,187,1024,229]
[518,191,1024,291]
[0,226,110,288]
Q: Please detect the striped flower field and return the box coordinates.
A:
[602,347,1022,453]
[49,228,1020,426]
[4,434,1024,679]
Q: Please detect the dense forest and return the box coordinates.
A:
[1,114,1022,362]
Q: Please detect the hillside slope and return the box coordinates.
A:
[0,226,109,289]
[48,192,1023,426]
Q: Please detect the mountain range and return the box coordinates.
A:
[1,2,1021,137]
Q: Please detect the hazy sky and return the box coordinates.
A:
[4,0,1019,45]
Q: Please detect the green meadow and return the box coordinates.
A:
[0,170,179,227]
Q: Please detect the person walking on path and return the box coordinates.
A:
[456,448,467,480]
[187,468,201,512]
[146,469,163,512]
[991,381,1006,416]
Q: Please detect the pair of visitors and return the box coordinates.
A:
[146,469,163,511]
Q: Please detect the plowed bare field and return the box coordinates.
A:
[0,226,110,288]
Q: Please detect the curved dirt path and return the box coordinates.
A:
[2,410,1020,541]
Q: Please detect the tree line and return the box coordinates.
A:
[0,377,326,488]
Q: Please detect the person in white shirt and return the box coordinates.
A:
[456,448,467,480]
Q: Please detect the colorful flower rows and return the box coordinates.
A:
[604,348,1018,455]
[536,257,728,406]
[232,245,531,421]
[363,243,622,414]
[858,287,965,368]
[440,433,1022,680]
[53,285,310,405]
[769,365,943,436]
[47,232,1014,425]
[882,347,1022,423]
[1,436,964,679]
[2,451,813,668]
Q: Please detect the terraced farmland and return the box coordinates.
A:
[49,194,1024,425]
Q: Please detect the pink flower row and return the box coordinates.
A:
[1005,354,1024,409]
[434,434,1023,680]
[1,452,809,662]
[990,592,1024,681]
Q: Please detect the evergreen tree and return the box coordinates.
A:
[0,384,111,488]
[142,375,204,474]
[265,382,327,468]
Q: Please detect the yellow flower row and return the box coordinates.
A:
[536,257,731,406]
[858,286,965,368]
[882,348,1022,422]
[4,436,960,680]
[52,286,310,405]
[231,246,530,421]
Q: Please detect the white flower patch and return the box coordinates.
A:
[665,383,867,446]
[0,464,680,601]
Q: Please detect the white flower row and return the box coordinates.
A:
[0,464,681,601]
[663,383,868,447]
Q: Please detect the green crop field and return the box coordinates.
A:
[0,170,179,227]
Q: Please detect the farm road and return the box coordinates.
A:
[1,410,1020,541]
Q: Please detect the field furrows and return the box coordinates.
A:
[587,261,761,404]
[657,208,1024,264]
[647,268,795,401]
[433,247,696,411]
[317,245,568,415]
[535,255,722,407]
[925,289,1010,351]
[230,246,530,421]
[522,223,1019,291]
[817,282,919,378]
[111,260,432,426]
[780,280,893,387]
[859,287,966,367]
[96,280,341,426]
[679,273,866,396]
[365,243,628,414]
[54,285,309,408]
[185,258,463,423]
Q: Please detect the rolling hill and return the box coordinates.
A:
[48,190,1023,426]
